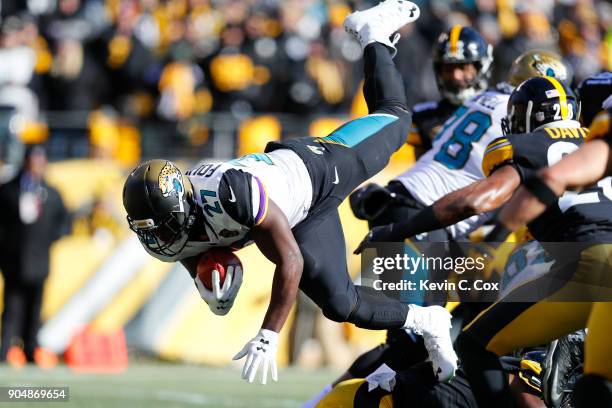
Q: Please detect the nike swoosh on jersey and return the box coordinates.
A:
[228,186,237,202]
[332,166,340,185]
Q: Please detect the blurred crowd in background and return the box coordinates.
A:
[0,0,610,166]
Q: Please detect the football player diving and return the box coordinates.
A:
[456,73,612,408]
[122,0,458,386]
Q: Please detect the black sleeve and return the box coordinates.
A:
[218,169,268,228]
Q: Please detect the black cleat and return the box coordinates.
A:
[542,330,585,408]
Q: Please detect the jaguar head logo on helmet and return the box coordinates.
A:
[123,159,197,257]
[158,161,186,210]
[507,49,571,87]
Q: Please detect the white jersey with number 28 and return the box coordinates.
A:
[395,90,509,238]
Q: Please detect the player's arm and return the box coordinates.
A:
[355,166,520,252]
[431,165,520,225]
[251,199,303,333]
[355,137,521,252]
[494,139,612,233]
[217,169,302,331]
[430,136,522,226]
[232,199,302,384]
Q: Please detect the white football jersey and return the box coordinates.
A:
[395,90,509,238]
[150,149,312,262]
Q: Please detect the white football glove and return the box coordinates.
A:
[195,265,243,316]
[233,329,278,384]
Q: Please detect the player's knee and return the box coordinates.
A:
[572,374,612,408]
[392,108,412,132]
[321,295,354,323]
[374,106,411,128]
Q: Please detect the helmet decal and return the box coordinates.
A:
[505,76,578,134]
[507,50,570,87]
[158,161,185,212]
[544,77,568,120]
[448,25,463,57]
[531,54,562,79]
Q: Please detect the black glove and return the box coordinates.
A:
[350,183,404,221]
[353,206,443,254]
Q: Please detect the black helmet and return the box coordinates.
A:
[576,71,612,127]
[123,159,197,257]
[502,76,580,135]
[432,25,493,104]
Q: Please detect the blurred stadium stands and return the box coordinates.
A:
[0,0,610,370]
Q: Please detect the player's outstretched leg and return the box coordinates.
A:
[265,2,420,206]
[344,0,418,113]
[295,210,457,382]
[307,1,420,200]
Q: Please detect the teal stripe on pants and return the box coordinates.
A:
[322,113,399,147]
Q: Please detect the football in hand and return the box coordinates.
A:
[196,248,242,290]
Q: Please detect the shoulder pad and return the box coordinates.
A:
[482,137,514,176]
[471,91,507,111]
[219,169,268,228]
[587,110,610,141]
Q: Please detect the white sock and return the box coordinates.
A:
[301,383,333,408]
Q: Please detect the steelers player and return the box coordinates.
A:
[358,77,587,406]
[122,1,459,386]
[456,73,611,408]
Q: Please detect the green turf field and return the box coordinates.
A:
[0,363,337,407]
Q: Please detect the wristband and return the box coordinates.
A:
[523,175,559,207]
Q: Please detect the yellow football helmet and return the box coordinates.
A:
[507,49,571,87]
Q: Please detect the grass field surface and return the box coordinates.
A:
[0,363,337,407]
